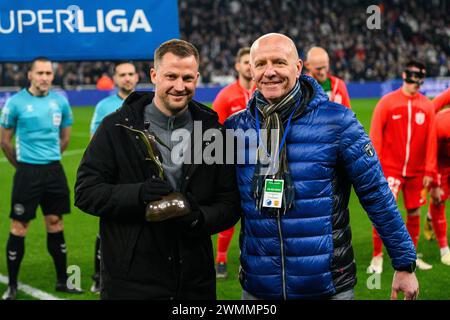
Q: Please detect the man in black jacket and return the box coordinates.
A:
[75,39,241,299]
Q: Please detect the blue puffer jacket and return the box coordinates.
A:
[225,76,416,299]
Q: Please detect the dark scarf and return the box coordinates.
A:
[250,80,307,216]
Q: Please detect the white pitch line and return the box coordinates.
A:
[0,148,85,163]
[0,273,63,300]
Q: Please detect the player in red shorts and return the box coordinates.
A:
[423,88,450,265]
[304,46,351,109]
[368,60,437,273]
[212,47,255,278]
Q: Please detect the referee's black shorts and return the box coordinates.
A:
[10,161,71,222]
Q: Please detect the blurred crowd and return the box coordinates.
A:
[0,0,448,88]
[0,61,152,89]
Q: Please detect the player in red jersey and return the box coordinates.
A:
[305,46,351,109]
[212,47,255,278]
[432,87,450,113]
[368,61,437,273]
[213,47,255,124]
[423,88,450,266]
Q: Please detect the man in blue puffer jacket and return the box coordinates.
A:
[225,33,419,300]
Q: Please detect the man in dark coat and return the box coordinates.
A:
[75,39,241,300]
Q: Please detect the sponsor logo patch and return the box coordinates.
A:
[53,112,62,126]
[13,203,25,216]
[415,112,425,125]
[364,143,375,157]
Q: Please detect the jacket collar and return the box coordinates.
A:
[247,75,327,122]
[146,101,192,131]
[298,75,329,114]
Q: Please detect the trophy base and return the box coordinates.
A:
[145,192,191,222]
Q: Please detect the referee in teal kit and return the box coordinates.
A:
[90,62,139,136]
[0,57,83,300]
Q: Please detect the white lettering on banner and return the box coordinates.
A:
[55,10,75,33]
[97,10,105,33]
[17,10,36,34]
[38,10,54,33]
[0,9,152,34]
[76,9,96,33]
[129,10,152,32]
[0,11,15,33]
[106,10,127,32]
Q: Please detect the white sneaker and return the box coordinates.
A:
[367,255,383,274]
[441,252,450,266]
[416,258,433,270]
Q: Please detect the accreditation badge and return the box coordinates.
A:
[262,179,284,208]
[53,112,62,126]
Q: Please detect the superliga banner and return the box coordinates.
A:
[0,0,180,61]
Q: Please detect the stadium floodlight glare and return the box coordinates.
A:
[0,8,152,34]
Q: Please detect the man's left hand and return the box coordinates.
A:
[391,271,419,300]
[423,176,433,188]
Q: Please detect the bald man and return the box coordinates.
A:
[226,33,418,300]
[305,47,351,108]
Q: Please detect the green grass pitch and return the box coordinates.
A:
[0,98,448,300]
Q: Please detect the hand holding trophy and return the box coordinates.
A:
[119,122,191,222]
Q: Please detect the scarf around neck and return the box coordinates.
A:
[250,80,307,216]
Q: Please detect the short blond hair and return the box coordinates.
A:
[154,39,199,69]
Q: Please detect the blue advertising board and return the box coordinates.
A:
[0,0,180,61]
[0,78,449,108]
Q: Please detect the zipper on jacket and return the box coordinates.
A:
[277,214,287,300]
[168,117,175,149]
[402,99,412,176]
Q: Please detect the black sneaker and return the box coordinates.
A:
[216,262,228,279]
[2,286,17,300]
[55,282,84,294]
[90,273,100,294]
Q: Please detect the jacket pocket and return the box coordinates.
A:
[123,224,145,277]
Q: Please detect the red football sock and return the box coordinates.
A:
[372,227,383,257]
[216,226,235,263]
[430,202,448,249]
[406,214,420,248]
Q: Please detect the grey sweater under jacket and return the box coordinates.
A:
[144,101,193,191]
